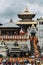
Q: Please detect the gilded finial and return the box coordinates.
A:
[24,7,29,12]
[10,18,13,22]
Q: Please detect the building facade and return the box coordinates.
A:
[0,8,38,57]
[37,17,43,48]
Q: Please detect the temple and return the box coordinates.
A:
[0,8,38,57]
[16,8,37,32]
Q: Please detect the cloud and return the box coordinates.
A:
[0,0,43,23]
[27,0,43,6]
[26,2,43,19]
[0,0,27,23]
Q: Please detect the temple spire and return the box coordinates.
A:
[10,18,13,22]
[24,7,29,12]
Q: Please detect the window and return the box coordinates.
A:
[39,22,43,25]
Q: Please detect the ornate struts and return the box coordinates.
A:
[30,36,40,58]
[33,36,39,57]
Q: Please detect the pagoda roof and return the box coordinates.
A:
[0,19,19,28]
[16,20,37,24]
[19,19,35,22]
[18,12,35,15]
[18,8,35,19]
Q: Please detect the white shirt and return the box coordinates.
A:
[27,63,31,65]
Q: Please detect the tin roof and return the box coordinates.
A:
[0,19,19,28]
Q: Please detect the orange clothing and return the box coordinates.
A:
[9,57,13,62]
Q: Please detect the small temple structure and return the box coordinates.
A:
[0,8,38,57]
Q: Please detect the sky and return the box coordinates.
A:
[0,0,43,24]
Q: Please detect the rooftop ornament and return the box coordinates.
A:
[10,19,13,22]
[20,28,25,35]
[31,24,35,29]
[24,7,29,12]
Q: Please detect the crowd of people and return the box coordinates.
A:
[0,57,41,65]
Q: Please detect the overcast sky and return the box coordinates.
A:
[0,0,43,24]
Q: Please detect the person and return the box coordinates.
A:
[16,61,19,65]
[3,62,6,65]
[11,61,14,65]
[0,62,3,65]
[27,62,31,65]
[38,62,41,65]
[2,59,6,65]
[14,62,16,65]
[6,60,10,65]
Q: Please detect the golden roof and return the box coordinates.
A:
[16,21,37,24]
